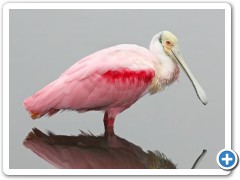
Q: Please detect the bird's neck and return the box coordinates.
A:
[157,55,180,85]
[149,39,180,92]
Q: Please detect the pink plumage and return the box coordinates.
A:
[24,31,208,133]
[24,44,159,130]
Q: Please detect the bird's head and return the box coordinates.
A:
[159,31,178,56]
[150,31,208,105]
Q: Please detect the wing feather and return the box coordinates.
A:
[24,44,157,118]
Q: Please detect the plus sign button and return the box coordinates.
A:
[217,149,238,170]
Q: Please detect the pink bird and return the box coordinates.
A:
[24,31,208,134]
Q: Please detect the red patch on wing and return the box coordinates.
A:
[102,69,155,84]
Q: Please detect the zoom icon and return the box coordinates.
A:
[217,149,238,170]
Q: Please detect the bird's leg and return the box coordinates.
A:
[103,112,115,137]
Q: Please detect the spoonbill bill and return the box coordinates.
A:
[24,31,208,133]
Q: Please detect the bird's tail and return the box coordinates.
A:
[23,81,61,119]
[24,96,60,119]
[24,97,42,119]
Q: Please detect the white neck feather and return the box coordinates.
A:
[147,32,180,94]
[149,33,179,79]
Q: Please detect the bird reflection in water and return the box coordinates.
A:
[23,128,177,169]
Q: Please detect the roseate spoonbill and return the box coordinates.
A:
[24,31,208,132]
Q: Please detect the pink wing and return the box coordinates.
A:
[24,44,157,119]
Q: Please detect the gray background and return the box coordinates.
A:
[9,9,225,169]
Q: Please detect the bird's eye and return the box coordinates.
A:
[166,41,171,45]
